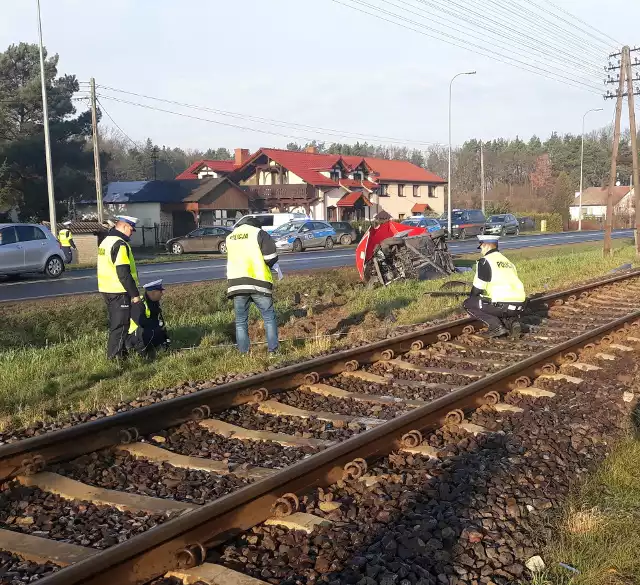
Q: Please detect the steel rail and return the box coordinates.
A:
[30,271,640,585]
[2,269,639,482]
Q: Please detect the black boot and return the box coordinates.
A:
[479,326,509,339]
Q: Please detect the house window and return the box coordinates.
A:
[398,213,405,220]
[330,169,341,181]
[398,184,405,197]
[379,184,389,197]
[428,185,436,198]
[352,171,363,181]
[413,185,420,197]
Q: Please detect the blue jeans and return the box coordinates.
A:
[233,294,279,353]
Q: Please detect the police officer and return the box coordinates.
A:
[97,215,141,359]
[226,217,281,354]
[58,221,76,264]
[128,279,171,354]
[462,235,526,339]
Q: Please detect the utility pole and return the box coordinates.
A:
[151,147,159,181]
[480,141,486,214]
[624,48,640,253]
[603,49,628,256]
[36,0,56,235]
[605,46,640,254]
[90,78,104,223]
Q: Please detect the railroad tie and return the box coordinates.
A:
[199,419,334,448]
[378,358,426,372]
[117,442,274,482]
[608,343,635,352]
[400,444,440,458]
[536,373,584,385]
[626,335,640,343]
[167,564,271,585]
[264,512,332,533]
[511,387,556,398]
[492,403,524,413]
[560,362,601,372]
[302,382,427,408]
[16,472,196,514]
[257,399,384,427]
[341,370,392,384]
[595,352,617,361]
[0,528,96,566]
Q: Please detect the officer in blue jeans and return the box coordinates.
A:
[226,217,282,354]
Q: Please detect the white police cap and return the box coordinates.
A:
[116,215,138,229]
[477,234,500,249]
[143,279,164,291]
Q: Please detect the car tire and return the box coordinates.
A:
[218,241,227,254]
[340,234,352,245]
[44,256,64,279]
[325,237,334,250]
[171,242,184,255]
[292,239,303,252]
[459,229,466,240]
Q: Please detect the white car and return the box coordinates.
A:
[0,223,65,278]
[233,212,309,234]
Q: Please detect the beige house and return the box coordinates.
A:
[569,186,634,221]
[178,147,447,221]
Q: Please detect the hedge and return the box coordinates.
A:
[517,212,563,232]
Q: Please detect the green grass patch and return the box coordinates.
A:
[0,239,637,431]
[528,436,640,585]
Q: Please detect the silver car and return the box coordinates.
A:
[0,223,65,278]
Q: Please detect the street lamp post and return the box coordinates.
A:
[448,71,476,236]
[578,107,603,231]
[36,0,57,235]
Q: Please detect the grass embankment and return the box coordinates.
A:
[0,239,636,431]
[528,434,640,585]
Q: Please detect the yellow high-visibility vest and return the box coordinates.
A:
[97,235,139,293]
[226,224,273,296]
[58,229,73,247]
[128,299,151,334]
[474,251,526,303]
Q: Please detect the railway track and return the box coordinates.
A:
[1,270,640,585]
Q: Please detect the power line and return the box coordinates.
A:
[96,97,142,149]
[534,0,621,49]
[99,94,444,147]
[95,85,443,146]
[330,0,604,94]
[394,0,604,78]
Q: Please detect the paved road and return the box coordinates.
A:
[0,229,634,303]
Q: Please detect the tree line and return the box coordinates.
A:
[0,41,636,223]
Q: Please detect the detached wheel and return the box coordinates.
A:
[325,237,334,250]
[171,242,184,255]
[218,241,227,254]
[340,234,352,245]
[292,239,303,252]
[44,256,64,279]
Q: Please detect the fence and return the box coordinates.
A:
[154,222,173,246]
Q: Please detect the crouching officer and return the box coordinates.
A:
[58,221,76,264]
[462,235,526,339]
[97,215,141,359]
[128,279,171,354]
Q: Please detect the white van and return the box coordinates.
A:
[233,212,310,234]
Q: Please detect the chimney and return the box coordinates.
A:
[235,148,250,166]
[305,146,318,154]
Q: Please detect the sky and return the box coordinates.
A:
[1,0,638,154]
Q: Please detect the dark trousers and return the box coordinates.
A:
[62,246,72,264]
[103,293,131,359]
[463,296,515,331]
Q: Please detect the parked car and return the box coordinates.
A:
[0,223,65,278]
[233,212,309,234]
[329,221,357,245]
[517,216,535,231]
[401,216,443,233]
[166,226,232,255]
[272,220,337,252]
[484,214,520,236]
[438,209,486,239]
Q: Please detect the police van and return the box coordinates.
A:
[233,213,309,234]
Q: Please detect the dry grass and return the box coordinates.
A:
[0,239,637,431]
